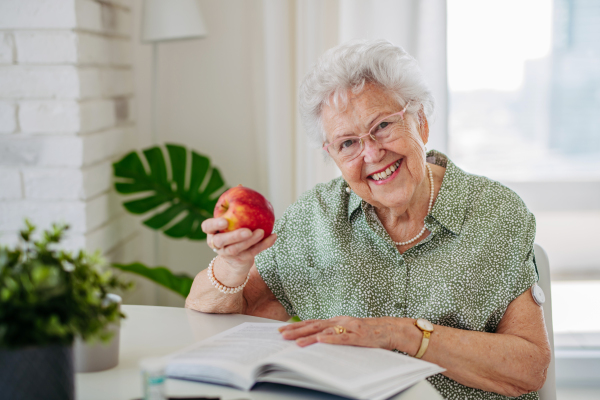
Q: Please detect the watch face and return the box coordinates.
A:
[417,318,434,332]
[531,284,545,306]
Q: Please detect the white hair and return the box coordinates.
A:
[299,39,435,148]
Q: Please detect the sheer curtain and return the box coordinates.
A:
[260,0,448,216]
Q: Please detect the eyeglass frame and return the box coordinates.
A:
[322,101,412,162]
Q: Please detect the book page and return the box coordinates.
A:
[265,342,441,392]
[166,322,294,389]
[167,322,444,398]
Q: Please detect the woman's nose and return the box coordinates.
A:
[361,136,385,163]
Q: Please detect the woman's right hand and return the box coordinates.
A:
[201,217,277,274]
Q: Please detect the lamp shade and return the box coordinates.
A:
[142,0,208,42]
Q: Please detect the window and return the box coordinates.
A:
[448,0,600,180]
[448,0,600,335]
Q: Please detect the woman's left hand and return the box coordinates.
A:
[278,316,413,351]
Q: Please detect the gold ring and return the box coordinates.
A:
[210,237,220,251]
[333,325,346,335]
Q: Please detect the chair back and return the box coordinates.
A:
[534,243,556,400]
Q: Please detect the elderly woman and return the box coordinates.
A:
[186,39,551,400]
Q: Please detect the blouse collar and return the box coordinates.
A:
[346,150,470,237]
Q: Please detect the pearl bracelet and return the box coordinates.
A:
[206,256,250,294]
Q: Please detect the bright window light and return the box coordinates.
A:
[448,0,600,181]
[449,0,552,92]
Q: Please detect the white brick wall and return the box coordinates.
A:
[102,69,134,96]
[76,0,132,37]
[75,0,104,32]
[86,212,137,254]
[18,98,133,134]
[78,68,103,98]
[0,102,17,133]
[77,33,132,66]
[0,169,22,199]
[0,0,137,264]
[19,157,114,201]
[0,135,82,167]
[0,128,133,168]
[19,101,80,133]
[86,191,116,232]
[82,125,135,165]
[0,33,14,64]
[105,231,141,265]
[0,66,80,98]
[80,99,117,133]
[14,31,78,64]
[0,0,77,30]
[83,160,113,199]
[22,168,84,200]
[78,68,134,99]
[0,200,87,232]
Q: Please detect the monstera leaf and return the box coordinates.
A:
[112,262,193,298]
[113,144,228,240]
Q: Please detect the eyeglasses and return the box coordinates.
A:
[322,102,411,163]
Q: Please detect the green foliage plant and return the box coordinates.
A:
[0,221,132,349]
[111,262,193,298]
[112,144,228,298]
[113,143,228,240]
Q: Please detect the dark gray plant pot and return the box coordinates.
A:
[0,344,74,400]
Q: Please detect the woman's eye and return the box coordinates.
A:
[337,139,357,151]
[341,139,355,148]
[378,121,390,130]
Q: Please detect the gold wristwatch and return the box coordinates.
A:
[414,318,434,359]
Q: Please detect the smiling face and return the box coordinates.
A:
[322,83,429,212]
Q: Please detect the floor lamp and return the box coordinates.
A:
[141,0,208,304]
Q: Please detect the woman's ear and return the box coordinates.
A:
[417,107,429,145]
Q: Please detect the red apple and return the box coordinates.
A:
[213,185,275,237]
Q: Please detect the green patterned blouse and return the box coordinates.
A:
[255,150,539,400]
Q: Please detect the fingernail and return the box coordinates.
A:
[241,230,251,238]
[219,220,227,228]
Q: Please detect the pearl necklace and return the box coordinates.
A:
[394,164,434,246]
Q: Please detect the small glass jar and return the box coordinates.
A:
[139,357,167,400]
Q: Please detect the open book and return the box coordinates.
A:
[166,322,444,400]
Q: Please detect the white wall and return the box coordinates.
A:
[132,0,269,306]
[0,0,146,302]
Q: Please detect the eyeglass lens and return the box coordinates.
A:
[331,112,405,161]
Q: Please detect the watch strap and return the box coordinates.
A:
[415,330,431,359]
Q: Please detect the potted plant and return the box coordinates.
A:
[111,144,228,298]
[0,221,132,400]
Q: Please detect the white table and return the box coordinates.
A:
[77,305,443,400]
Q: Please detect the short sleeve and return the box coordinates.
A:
[511,211,538,300]
[254,214,296,317]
